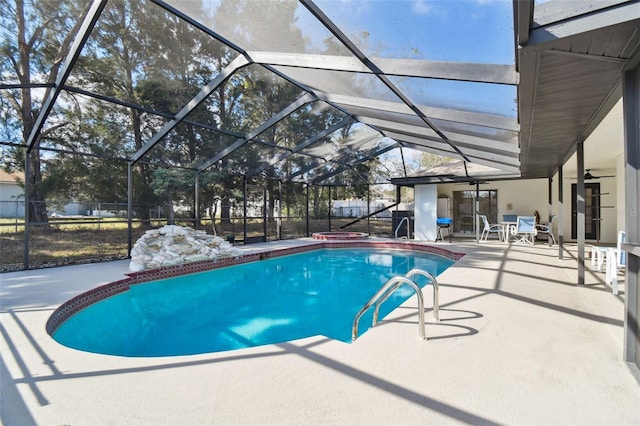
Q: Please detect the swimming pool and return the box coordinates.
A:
[50,246,457,357]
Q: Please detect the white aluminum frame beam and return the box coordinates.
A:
[526,0,640,47]
[515,0,534,45]
[399,140,521,175]
[152,0,248,55]
[387,132,520,171]
[320,92,519,132]
[361,117,519,152]
[249,51,518,85]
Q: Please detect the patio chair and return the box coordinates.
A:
[591,245,608,271]
[480,215,504,242]
[502,214,517,223]
[512,216,536,245]
[535,215,556,245]
[605,231,626,294]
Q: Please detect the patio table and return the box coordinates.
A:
[499,221,517,242]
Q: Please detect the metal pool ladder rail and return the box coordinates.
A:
[394,216,410,239]
[351,268,439,342]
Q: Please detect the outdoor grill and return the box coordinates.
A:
[436,217,453,243]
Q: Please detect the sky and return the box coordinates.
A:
[299,0,517,169]
[295,0,517,117]
[304,0,515,64]
[177,0,517,116]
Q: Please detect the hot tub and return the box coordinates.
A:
[312,231,369,240]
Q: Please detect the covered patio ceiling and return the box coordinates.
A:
[516,0,640,180]
[6,0,640,186]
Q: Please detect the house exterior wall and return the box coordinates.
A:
[551,169,619,245]
[432,176,622,244]
[436,178,547,227]
[0,180,25,218]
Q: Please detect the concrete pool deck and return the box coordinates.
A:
[1,238,639,425]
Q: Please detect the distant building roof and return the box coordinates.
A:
[0,170,24,184]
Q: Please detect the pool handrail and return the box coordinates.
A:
[394,216,410,239]
[352,276,425,342]
[372,269,439,325]
[404,269,439,322]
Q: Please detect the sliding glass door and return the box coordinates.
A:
[452,190,498,233]
[571,182,601,241]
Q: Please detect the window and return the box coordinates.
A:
[452,190,498,233]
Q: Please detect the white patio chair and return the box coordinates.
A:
[591,245,608,271]
[535,215,556,245]
[605,230,626,294]
[480,215,504,242]
[512,216,536,245]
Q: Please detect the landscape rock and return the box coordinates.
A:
[129,225,242,272]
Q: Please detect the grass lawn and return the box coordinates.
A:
[1,217,393,271]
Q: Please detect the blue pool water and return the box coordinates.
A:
[53,248,454,357]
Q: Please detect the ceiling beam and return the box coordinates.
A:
[385,132,520,168]
[319,92,519,132]
[532,0,633,28]
[249,51,518,85]
[399,141,521,174]
[515,0,534,46]
[526,1,640,48]
[362,117,519,153]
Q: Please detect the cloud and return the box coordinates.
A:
[331,0,371,17]
[412,0,432,15]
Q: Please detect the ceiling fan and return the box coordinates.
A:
[566,169,615,180]
[584,169,615,180]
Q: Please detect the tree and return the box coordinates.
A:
[150,168,194,224]
[1,0,388,231]
[191,0,318,224]
[1,0,93,222]
[419,152,453,170]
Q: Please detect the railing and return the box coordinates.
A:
[373,269,439,324]
[394,216,410,239]
[407,269,439,321]
[352,268,439,342]
[352,276,423,342]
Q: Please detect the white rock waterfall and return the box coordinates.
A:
[129,225,242,272]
